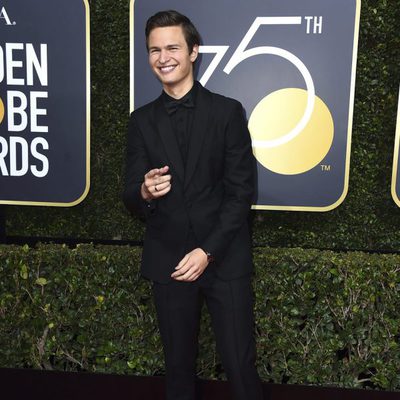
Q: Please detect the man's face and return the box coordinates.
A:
[148,25,198,93]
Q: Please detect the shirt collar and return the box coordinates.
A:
[162,81,198,107]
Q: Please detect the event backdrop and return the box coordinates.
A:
[391,86,400,207]
[0,0,90,206]
[1,0,399,252]
[131,0,361,211]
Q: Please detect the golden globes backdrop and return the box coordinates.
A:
[0,0,90,206]
[391,86,400,207]
[131,0,361,211]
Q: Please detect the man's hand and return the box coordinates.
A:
[171,248,209,282]
[141,166,171,201]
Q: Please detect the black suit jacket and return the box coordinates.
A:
[123,83,255,283]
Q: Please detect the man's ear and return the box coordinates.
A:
[190,44,199,62]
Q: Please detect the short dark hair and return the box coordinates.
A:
[145,10,201,53]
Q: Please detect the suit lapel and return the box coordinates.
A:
[154,96,185,184]
[184,85,212,190]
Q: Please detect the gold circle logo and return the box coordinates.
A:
[0,97,4,125]
[249,88,334,175]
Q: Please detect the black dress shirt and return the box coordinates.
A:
[162,82,197,167]
[162,82,215,269]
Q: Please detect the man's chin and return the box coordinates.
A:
[157,75,177,85]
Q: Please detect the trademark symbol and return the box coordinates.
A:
[321,164,331,171]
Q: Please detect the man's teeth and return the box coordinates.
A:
[160,65,176,72]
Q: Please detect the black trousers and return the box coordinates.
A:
[153,268,263,400]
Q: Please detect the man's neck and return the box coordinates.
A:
[163,79,195,99]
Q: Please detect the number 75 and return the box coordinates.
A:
[199,16,315,148]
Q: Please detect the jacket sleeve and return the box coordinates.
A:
[122,113,156,219]
[200,101,255,262]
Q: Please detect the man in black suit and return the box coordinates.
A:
[123,10,263,400]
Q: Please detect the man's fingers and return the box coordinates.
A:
[173,265,197,281]
[175,267,201,282]
[154,180,171,192]
[151,174,171,187]
[153,185,171,198]
[176,263,194,276]
[175,254,190,271]
[145,166,169,179]
[145,168,160,179]
[171,248,208,280]
[142,167,172,200]
[183,270,199,281]
[145,174,171,191]
[171,259,195,279]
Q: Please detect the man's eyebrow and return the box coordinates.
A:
[148,44,181,52]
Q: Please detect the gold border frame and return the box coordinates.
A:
[391,86,400,207]
[0,0,91,207]
[130,0,361,212]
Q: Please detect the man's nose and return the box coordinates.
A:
[158,49,170,63]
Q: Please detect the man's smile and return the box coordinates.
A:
[158,65,177,74]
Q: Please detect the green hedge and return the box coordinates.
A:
[1,244,399,390]
[2,0,400,252]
